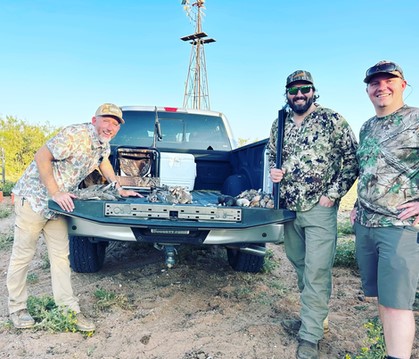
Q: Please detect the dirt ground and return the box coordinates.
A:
[0,197,418,359]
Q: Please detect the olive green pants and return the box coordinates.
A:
[283,203,337,343]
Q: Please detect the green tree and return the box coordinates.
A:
[0,116,59,181]
[237,137,260,147]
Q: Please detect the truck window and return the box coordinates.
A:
[111,110,232,151]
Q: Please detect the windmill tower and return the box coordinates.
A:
[181,0,215,110]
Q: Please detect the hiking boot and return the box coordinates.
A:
[281,316,329,334]
[297,339,319,359]
[10,309,35,329]
[75,313,96,332]
[281,319,302,334]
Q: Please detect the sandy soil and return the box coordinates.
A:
[0,197,418,359]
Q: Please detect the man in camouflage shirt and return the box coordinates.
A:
[269,70,358,359]
[351,61,419,359]
[7,103,140,332]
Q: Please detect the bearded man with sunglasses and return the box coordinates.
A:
[268,70,358,359]
[350,61,419,359]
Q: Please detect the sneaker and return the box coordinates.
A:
[281,316,329,335]
[75,313,96,332]
[10,309,35,329]
[297,339,319,359]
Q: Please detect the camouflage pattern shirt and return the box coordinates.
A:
[13,123,110,219]
[356,105,419,227]
[268,105,358,212]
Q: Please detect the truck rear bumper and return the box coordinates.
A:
[203,223,284,244]
[66,217,285,245]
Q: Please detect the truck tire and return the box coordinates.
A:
[227,245,265,273]
[69,236,108,273]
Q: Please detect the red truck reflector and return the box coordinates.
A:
[164,107,178,112]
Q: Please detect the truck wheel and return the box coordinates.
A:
[227,245,265,273]
[69,236,108,273]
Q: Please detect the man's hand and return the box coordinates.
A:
[270,168,286,183]
[119,189,143,198]
[52,191,77,212]
[397,201,419,225]
[350,208,357,225]
[319,195,335,207]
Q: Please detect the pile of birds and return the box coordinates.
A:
[73,182,122,201]
[73,182,193,204]
[218,189,274,208]
[73,182,273,209]
[147,185,193,204]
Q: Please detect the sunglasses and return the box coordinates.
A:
[287,85,313,95]
[365,62,403,78]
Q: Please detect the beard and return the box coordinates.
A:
[98,135,112,144]
[287,95,314,115]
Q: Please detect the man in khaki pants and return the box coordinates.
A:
[7,103,139,331]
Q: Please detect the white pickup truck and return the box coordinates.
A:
[49,106,295,273]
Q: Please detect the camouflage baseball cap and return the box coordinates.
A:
[286,70,314,88]
[364,60,404,83]
[95,103,125,124]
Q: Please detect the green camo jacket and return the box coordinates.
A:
[356,105,419,227]
[268,105,358,212]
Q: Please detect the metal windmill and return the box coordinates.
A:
[181,0,215,110]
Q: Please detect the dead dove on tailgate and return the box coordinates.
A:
[217,195,237,206]
[73,181,123,201]
[147,185,192,204]
[235,189,274,208]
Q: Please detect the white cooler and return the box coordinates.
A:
[159,152,196,190]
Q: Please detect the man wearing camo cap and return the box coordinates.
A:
[351,61,419,359]
[7,103,140,332]
[268,70,358,359]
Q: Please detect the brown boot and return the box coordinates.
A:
[75,313,96,332]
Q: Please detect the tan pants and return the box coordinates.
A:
[7,196,80,314]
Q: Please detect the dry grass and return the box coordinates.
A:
[0,203,12,219]
[339,180,357,211]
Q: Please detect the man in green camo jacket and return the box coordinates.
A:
[268,70,358,359]
[351,61,419,359]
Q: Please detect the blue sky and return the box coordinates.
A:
[1,0,418,142]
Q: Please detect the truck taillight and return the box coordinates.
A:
[164,107,178,112]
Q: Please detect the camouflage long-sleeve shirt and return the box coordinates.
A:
[268,105,358,212]
[356,105,419,227]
